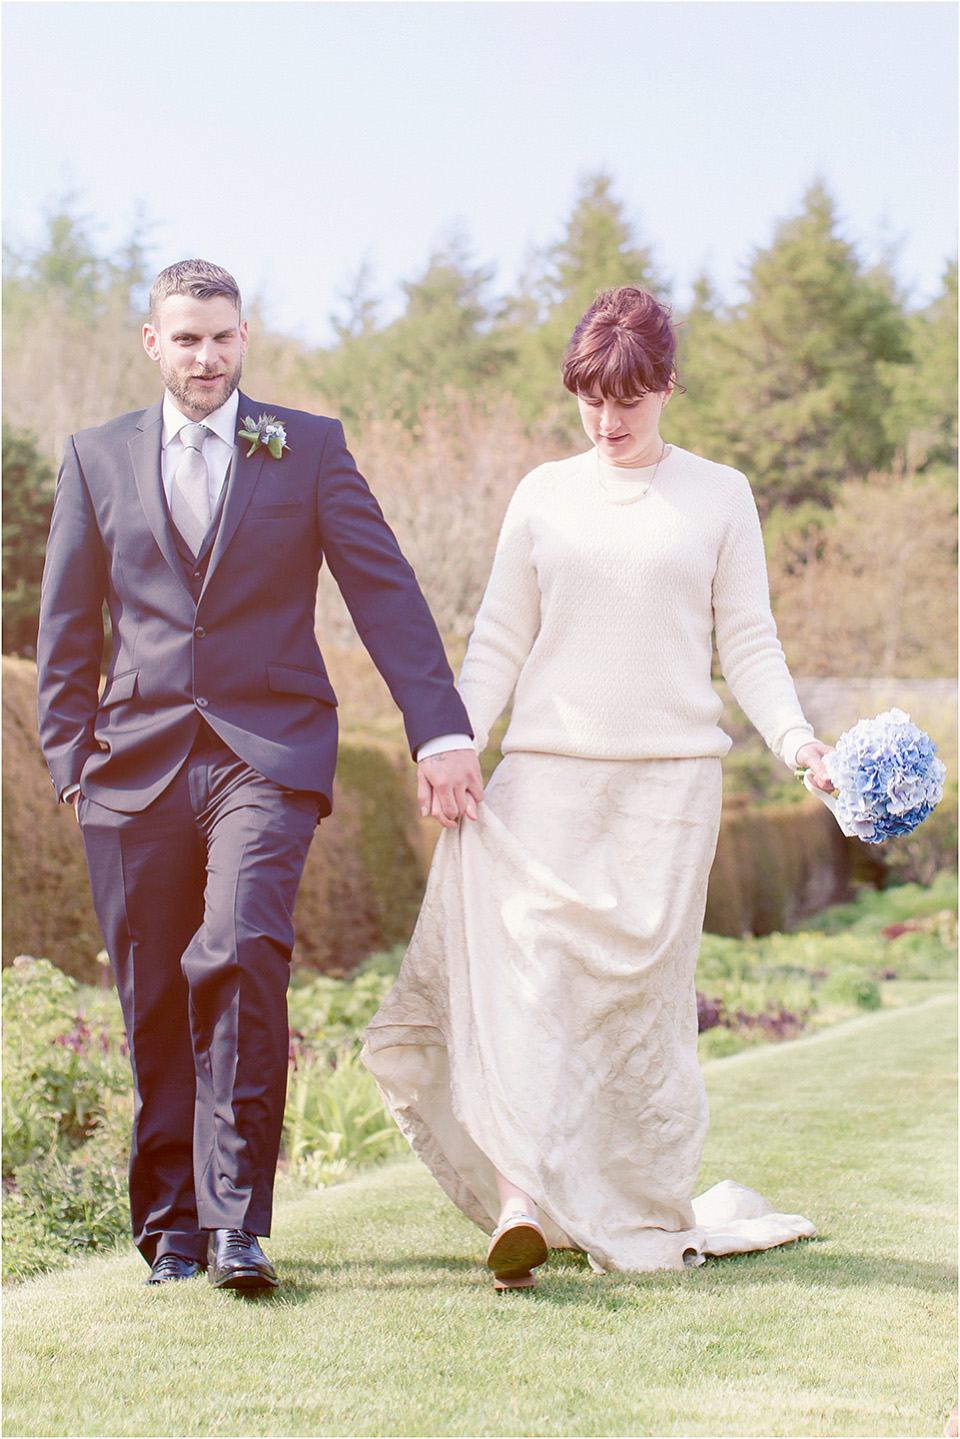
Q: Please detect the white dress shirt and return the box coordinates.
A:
[417,733,474,759]
[161,390,239,512]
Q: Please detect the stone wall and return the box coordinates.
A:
[793,677,957,767]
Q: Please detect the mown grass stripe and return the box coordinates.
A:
[3,993,955,1438]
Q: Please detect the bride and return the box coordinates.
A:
[363,285,833,1290]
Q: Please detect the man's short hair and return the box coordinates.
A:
[149,260,242,324]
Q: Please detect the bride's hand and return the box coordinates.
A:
[796,739,835,792]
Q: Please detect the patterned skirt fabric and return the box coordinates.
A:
[363,752,814,1271]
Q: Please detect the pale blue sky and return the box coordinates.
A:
[3,1,956,345]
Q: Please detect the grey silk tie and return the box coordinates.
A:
[171,422,212,555]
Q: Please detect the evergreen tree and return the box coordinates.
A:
[503,173,664,434]
[387,233,514,410]
[541,171,661,321]
[662,274,733,459]
[330,260,381,344]
[2,424,55,656]
[313,233,512,427]
[717,182,911,510]
[4,200,151,323]
[3,200,155,461]
[884,259,958,471]
[308,262,389,422]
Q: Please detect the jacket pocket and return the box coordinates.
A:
[247,504,301,519]
[266,663,337,707]
[98,667,139,708]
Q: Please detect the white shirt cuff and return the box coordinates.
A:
[415,733,475,762]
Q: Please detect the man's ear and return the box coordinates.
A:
[142,323,161,364]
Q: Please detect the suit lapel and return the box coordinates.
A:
[202,393,266,588]
[129,400,191,589]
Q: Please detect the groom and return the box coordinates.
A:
[37,259,481,1289]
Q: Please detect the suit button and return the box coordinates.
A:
[193,571,202,581]
[195,626,206,639]
[196,697,209,709]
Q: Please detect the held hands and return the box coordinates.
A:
[796,739,835,792]
[417,750,485,828]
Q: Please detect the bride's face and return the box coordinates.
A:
[576,385,672,468]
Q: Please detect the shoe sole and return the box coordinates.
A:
[486,1222,548,1278]
[209,1269,278,1291]
[143,1263,205,1285]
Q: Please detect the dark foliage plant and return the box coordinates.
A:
[2,958,130,1176]
[2,958,132,1281]
[2,423,55,657]
[2,1152,129,1282]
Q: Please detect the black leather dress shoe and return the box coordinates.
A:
[143,1253,205,1285]
[207,1229,278,1290]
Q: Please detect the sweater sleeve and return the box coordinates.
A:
[457,474,543,754]
[712,474,814,769]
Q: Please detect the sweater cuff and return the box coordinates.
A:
[780,727,817,771]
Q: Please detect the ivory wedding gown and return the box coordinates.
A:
[363,752,815,1272]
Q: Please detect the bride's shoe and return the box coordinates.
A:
[486,1212,548,1291]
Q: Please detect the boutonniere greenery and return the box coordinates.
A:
[238,413,290,460]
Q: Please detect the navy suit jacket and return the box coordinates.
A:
[37,393,471,817]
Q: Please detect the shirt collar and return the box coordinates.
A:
[161,390,240,449]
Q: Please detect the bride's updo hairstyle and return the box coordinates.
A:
[562,286,678,399]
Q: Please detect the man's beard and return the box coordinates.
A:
[162,358,243,417]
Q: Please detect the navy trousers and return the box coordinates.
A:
[79,733,319,1265]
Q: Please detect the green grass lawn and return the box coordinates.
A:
[3,994,956,1439]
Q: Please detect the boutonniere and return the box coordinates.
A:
[238,413,290,460]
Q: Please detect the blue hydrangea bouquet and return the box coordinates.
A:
[800,708,947,844]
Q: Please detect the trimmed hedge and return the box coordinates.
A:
[3,655,873,971]
[704,793,852,938]
[2,659,103,979]
[2,658,427,982]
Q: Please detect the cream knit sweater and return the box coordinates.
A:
[457,445,814,769]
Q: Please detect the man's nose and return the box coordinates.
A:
[196,339,218,369]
